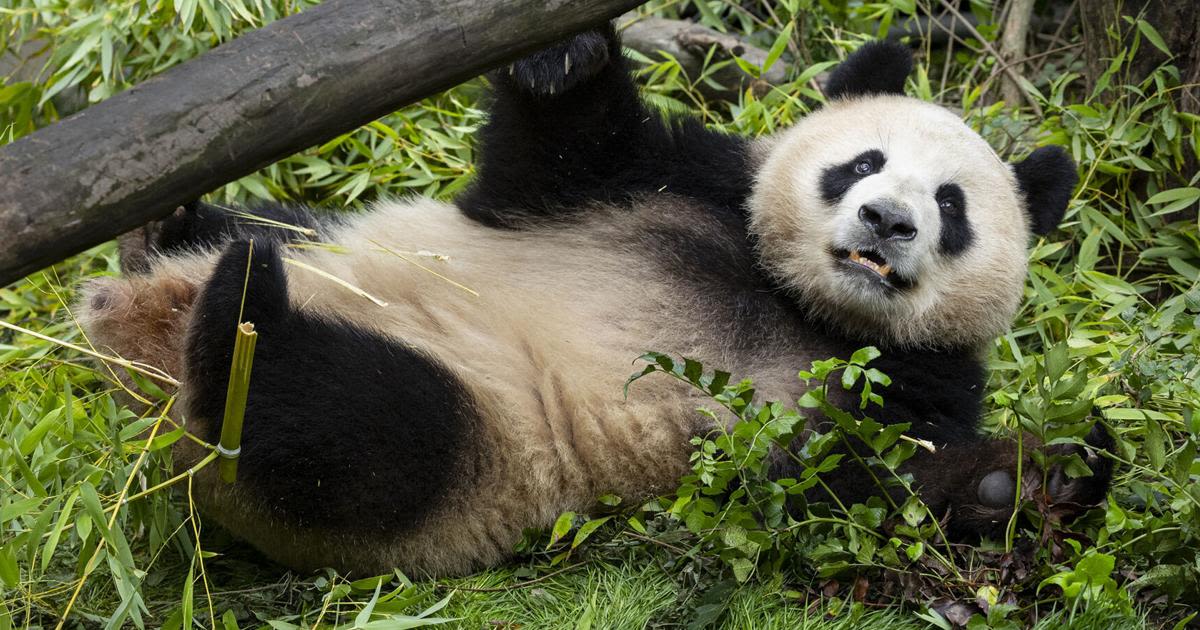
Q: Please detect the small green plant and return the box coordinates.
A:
[1040,548,1132,616]
[622,350,978,626]
[628,352,806,585]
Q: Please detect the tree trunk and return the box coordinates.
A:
[1079,0,1200,206]
[1079,0,1200,114]
[999,0,1036,108]
[0,0,646,287]
[619,15,787,100]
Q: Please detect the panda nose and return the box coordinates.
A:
[859,203,918,241]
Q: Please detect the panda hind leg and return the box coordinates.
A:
[180,240,485,573]
[76,264,201,395]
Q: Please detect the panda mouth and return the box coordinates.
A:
[832,248,914,290]
[849,249,892,277]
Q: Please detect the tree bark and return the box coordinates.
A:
[0,0,646,287]
[1079,0,1200,114]
[999,0,1036,107]
[1079,0,1200,207]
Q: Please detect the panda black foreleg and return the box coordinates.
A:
[793,427,1112,541]
[183,239,479,546]
[459,25,642,225]
[789,349,1112,540]
[459,25,752,226]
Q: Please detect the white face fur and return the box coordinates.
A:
[748,95,1031,349]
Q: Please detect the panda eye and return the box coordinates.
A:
[854,160,874,175]
[937,183,967,216]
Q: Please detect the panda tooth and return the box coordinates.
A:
[848,249,892,278]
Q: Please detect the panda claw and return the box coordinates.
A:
[503,28,612,98]
[1043,424,1114,507]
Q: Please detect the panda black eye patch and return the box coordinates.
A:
[820,149,886,205]
[936,182,974,256]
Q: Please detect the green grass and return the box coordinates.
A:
[438,563,925,629]
[3,0,1200,628]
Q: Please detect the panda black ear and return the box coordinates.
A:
[825,41,913,100]
[1012,146,1078,236]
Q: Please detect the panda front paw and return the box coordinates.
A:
[949,424,1113,539]
[503,28,613,97]
[1040,423,1114,510]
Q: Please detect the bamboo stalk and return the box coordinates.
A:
[111,450,220,510]
[218,322,258,483]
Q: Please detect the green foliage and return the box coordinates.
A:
[620,353,930,625]
[1040,549,1130,615]
[628,353,808,586]
[2,0,1200,628]
[1,0,317,136]
[622,351,956,627]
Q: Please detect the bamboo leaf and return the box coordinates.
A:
[762,22,793,73]
[1136,20,1171,57]
[548,511,575,548]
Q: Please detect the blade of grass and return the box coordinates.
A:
[280,256,390,307]
[368,240,479,297]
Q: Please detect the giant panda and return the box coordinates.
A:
[77,27,1111,577]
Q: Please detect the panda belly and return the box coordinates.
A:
[266,200,755,573]
[290,198,719,492]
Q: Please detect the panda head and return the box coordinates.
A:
[748,42,1078,350]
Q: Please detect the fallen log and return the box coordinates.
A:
[619,15,788,100]
[0,0,646,287]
